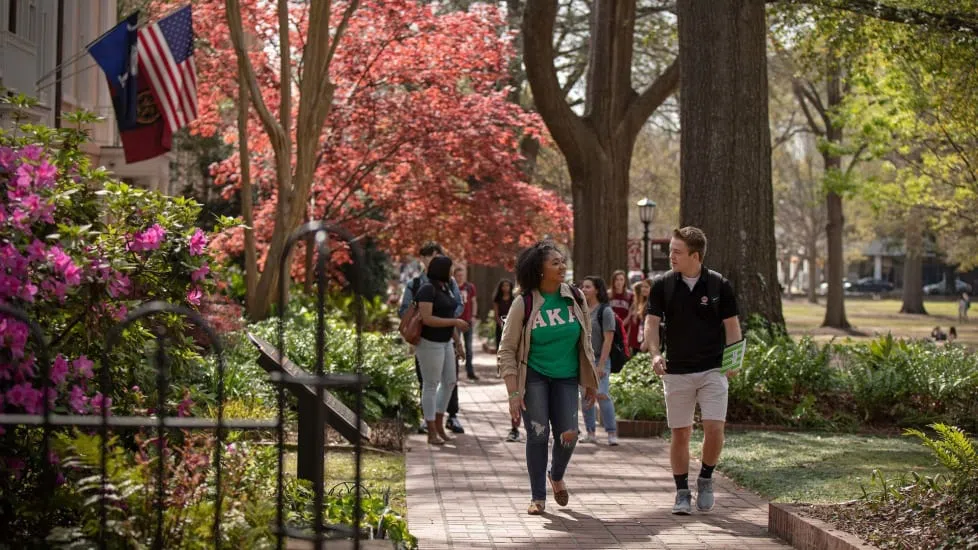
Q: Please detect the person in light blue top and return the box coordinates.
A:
[579,276,618,446]
[399,242,463,318]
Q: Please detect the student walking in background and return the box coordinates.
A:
[492,279,515,354]
[456,266,479,381]
[416,256,469,445]
[497,242,598,515]
[608,269,633,321]
[627,279,651,355]
[579,276,619,446]
[492,279,521,442]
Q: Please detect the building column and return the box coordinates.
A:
[874,255,883,280]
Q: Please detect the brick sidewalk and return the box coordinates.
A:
[406,349,789,549]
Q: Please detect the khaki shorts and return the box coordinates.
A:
[662,369,728,428]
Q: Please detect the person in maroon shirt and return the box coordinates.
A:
[626,279,651,355]
[608,270,633,321]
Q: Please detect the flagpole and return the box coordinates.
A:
[35,10,141,87]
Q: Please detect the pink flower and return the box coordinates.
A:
[191,264,209,282]
[91,392,111,414]
[128,224,167,252]
[62,263,82,286]
[35,160,57,188]
[177,393,194,417]
[6,383,42,414]
[186,287,202,306]
[0,146,16,170]
[107,273,131,298]
[20,145,42,161]
[188,229,208,256]
[72,355,94,380]
[2,320,29,359]
[68,385,89,413]
[26,240,47,262]
[50,355,69,385]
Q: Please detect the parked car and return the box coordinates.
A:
[922,278,973,296]
[850,277,895,294]
[817,279,851,296]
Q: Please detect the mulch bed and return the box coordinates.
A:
[797,497,961,549]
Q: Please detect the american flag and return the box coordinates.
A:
[137,5,197,134]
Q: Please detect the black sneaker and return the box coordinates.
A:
[467,373,480,381]
[505,429,520,442]
[446,416,465,434]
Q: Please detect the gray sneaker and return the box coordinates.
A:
[696,477,714,511]
[672,489,692,515]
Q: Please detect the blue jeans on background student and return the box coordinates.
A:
[523,367,580,502]
[582,360,617,434]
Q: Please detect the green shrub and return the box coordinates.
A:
[609,353,666,421]
[242,302,420,424]
[839,335,978,430]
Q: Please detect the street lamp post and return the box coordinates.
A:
[637,198,657,278]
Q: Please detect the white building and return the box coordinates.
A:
[0,0,174,193]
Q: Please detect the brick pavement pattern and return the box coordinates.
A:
[406,349,789,549]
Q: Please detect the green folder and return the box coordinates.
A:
[721,339,746,373]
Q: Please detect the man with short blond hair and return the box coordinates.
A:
[644,226,742,515]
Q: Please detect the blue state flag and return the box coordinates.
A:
[87,12,139,127]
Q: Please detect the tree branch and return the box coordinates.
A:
[774,0,978,36]
[224,0,287,157]
[792,80,826,136]
[619,57,679,144]
[522,0,594,171]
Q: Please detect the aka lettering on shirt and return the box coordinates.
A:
[531,306,578,329]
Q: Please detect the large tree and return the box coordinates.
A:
[203,1,570,284]
[677,0,783,323]
[522,0,679,278]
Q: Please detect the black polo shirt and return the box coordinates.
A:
[646,270,738,374]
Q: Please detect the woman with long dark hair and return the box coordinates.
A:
[492,279,515,352]
[497,242,598,514]
[579,276,619,446]
[416,256,470,445]
[628,279,651,355]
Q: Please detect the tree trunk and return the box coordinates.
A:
[900,208,927,314]
[820,68,850,329]
[677,0,783,324]
[522,0,679,280]
[570,143,633,278]
[237,45,258,317]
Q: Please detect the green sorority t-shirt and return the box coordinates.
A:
[526,292,582,379]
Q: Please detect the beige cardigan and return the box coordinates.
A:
[497,283,599,396]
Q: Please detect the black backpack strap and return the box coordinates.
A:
[661,270,676,320]
[520,293,533,329]
[569,285,586,309]
[706,269,723,318]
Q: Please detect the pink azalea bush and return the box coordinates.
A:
[0,114,220,538]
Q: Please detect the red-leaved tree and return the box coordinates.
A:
[179,0,570,315]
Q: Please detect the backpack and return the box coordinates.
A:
[657,269,723,354]
[598,303,631,373]
[397,278,424,345]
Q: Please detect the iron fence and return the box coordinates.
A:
[0,221,371,549]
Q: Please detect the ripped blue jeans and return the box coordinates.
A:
[523,366,580,502]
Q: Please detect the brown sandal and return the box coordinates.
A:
[548,473,569,506]
[527,500,545,515]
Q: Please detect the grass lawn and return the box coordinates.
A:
[285,450,407,516]
[713,430,942,503]
[783,298,976,348]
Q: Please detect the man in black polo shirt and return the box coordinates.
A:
[643,226,742,515]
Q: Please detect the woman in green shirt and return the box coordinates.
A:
[497,241,598,515]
